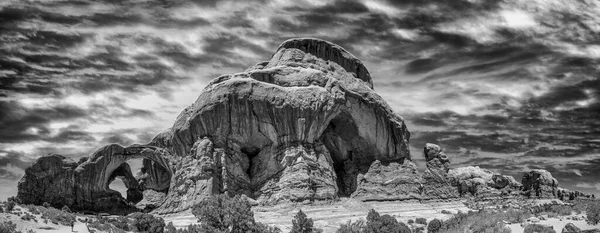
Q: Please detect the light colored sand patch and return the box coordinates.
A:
[507,214,600,233]
[162,199,470,232]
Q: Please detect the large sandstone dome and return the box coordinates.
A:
[17,38,411,213]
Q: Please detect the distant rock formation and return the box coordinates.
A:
[522,169,558,198]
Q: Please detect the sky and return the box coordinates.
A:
[1,0,599,200]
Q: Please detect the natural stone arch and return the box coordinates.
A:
[74,144,174,212]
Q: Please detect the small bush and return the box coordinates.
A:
[5,200,16,212]
[88,220,127,233]
[336,220,365,233]
[524,224,556,233]
[441,210,452,214]
[407,219,414,224]
[415,217,427,225]
[131,213,165,233]
[428,219,442,233]
[0,221,18,233]
[109,216,130,231]
[21,212,36,221]
[587,201,600,225]
[39,206,76,226]
[42,202,50,208]
[61,205,71,213]
[7,196,21,204]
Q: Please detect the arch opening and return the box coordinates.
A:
[320,112,375,197]
[104,156,172,212]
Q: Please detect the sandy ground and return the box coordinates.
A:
[507,214,600,233]
[0,206,91,233]
[162,198,470,232]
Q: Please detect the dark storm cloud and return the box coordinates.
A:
[0,100,87,143]
[0,98,156,144]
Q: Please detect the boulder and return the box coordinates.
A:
[562,223,581,233]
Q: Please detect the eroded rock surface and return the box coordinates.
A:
[18,38,410,213]
[522,169,559,198]
[17,38,589,214]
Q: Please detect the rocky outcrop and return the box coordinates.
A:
[562,223,581,233]
[17,155,79,208]
[17,37,587,214]
[18,144,174,212]
[522,169,558,198]
[18,38,411,214]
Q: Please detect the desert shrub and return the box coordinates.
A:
[25,205,40,215]
[109,216,131,231]
[441,210,511,233]
[88,220,127,233]
[7,196,21,204]
[42,202,50,208]
[131,213,165,233]
[407,219,414,224]
[504,209,532,223]
[39,206,76,226]
[523,224,555,233]
[336,219,365,233]
[0,221,19,233]
[5,200,15,212]
[428,218,442,233]
[164,222,177,233]
[364,209,410,233]
[415,217,427,225]
[587,201,600,225]
[441,210,452,214]
[254,222,282,233]
[291,209,322,233]
[20,212,35,221]
[61,205,71,213]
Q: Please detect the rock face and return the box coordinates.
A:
[18,38,411,214]
[18,144,174,212]
[522,169,558,198]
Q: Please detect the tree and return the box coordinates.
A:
[427,219,442,233]
[291,209,321,233]
[131,213,165,233]
[192,194,275,233]
[364,209,410,233]
[587,201,600,225]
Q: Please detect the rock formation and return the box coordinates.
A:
[16,38,593,214]
[522,170,559,198]
[18,38,411,213]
